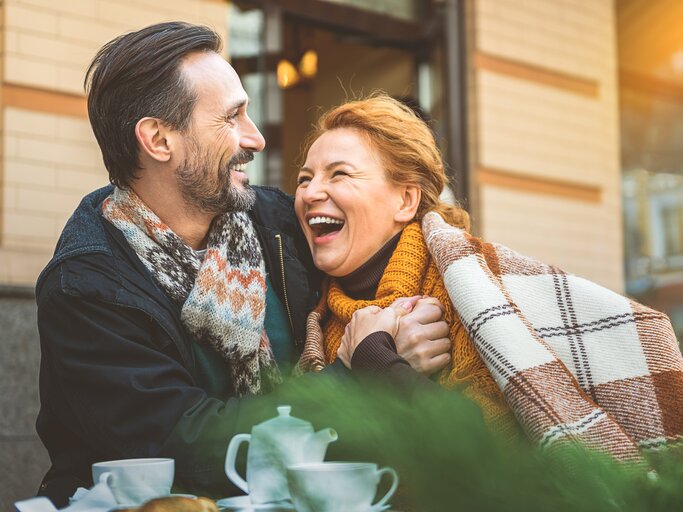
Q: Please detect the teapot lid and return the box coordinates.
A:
[259,406,310,429]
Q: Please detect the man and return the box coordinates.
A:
[35,22,449,506]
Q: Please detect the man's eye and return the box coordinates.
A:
[226,112,239,122]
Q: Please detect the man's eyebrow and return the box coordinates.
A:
[226,99,247,113]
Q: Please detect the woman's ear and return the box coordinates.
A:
[394,185,421,223]
[135,117,172,163]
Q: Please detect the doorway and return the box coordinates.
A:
[229,0,465,198]
[280,23,418,192]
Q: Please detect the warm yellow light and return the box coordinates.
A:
[298,50,318,79]
[277,59,300,89]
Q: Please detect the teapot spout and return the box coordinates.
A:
[307,428,338,461]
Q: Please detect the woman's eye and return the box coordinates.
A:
[332,170,348,178]
[296,175,311,185]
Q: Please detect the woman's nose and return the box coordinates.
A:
[301,177,327,203]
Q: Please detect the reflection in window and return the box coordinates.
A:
[618,0,683,343]
[662,204,683,258]
[228,3,266,185]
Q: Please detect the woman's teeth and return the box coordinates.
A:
[308,216,344,238]
[308,216,344,226]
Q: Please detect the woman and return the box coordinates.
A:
[294,94,518,435]
[294,94,683,460]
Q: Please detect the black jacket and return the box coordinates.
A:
[35,185,320,506]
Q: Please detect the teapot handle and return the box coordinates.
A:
[225,433,251,494]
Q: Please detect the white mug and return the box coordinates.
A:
[91,457,174,506]
[287,462,398,512]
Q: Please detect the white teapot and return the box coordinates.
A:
[225,405,337,504]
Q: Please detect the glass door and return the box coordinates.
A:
[229,0,466,200]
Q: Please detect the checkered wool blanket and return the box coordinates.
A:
[422,212,683,461]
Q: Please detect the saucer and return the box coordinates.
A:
[216,496,295,511]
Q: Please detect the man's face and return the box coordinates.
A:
[176,52,265,214]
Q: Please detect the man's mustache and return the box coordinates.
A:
[228,150,255,168]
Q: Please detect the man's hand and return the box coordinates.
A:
[337,297,420,369]
[393,296,451,375]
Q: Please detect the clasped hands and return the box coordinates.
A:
[337,296,451,375]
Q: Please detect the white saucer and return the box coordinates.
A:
[216,495,295,511]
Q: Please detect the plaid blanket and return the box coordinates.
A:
[422,212,683,461]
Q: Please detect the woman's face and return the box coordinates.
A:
[295,128,408,277]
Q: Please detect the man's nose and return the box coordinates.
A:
[241,116,266,152]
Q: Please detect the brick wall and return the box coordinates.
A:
[0,0,229,286]
[0,2,230,507]
[4,0,228,93]
[468,0,624,291]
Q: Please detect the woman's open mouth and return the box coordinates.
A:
[308,215,345,243]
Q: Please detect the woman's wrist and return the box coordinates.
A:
[350,331,400,371]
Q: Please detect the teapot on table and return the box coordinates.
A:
[225,405,337,504]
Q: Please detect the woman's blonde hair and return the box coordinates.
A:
[301,93,469,230]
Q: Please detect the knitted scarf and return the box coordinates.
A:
[299,222,517,433]
[101,187,281,396]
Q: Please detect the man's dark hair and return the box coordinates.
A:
[85,22,222,188]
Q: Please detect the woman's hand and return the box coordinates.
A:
[337,297,420,368]
[394,297,451,375]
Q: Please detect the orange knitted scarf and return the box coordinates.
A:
[321,222,515,431]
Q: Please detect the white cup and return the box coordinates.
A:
[287,462,398,512]
[91,458,174,506]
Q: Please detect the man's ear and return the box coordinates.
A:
[135,117,172,163]
[394,185,421,223]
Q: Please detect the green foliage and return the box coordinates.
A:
[268,372,683,512]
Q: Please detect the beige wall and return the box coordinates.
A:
[0,0,229,286]
[467,0,624,291]
[0,0,625,292]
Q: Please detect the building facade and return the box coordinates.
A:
[0,0,629,289]
[1,0,680,507]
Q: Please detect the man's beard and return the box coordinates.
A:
[176,137,256,215]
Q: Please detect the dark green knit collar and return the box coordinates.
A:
[338,230,403,300]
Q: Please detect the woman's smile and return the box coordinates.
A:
[295,127,408,277]
[306,213,345,243]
